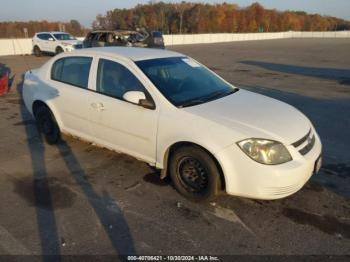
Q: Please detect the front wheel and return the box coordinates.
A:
[169,145,222,202]
[34,106,60,144]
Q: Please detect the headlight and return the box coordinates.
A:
[238,139,292,165]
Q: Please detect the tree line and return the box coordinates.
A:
[93,2,350,33]
[1,2,349,38]
[0,20,88,38]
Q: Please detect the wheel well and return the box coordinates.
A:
[56,46,63,52]
[32,100,48,116]
[164,142,226,191]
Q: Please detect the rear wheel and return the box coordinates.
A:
[33,46,41,57]
[56,46,64,55]
[169,145,221,202]
[34,106,60,144]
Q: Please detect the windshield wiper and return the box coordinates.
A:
[178,99,207,108]
[178,88,238,108]
[203,88,238,103]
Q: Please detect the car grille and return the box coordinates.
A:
[264,183,301,196]
[292,129,315,155]
[74,44,83,49]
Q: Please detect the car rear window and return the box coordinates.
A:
[51,57,92,89]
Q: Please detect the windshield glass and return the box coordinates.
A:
[53,33,76,40]
[136,57,237,107]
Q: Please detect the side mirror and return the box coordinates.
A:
[48,37,54,41]
[123,91,155,109]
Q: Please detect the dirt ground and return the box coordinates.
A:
[0,38,349,257]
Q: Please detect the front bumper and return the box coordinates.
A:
[215,130,322,200]
[63,44,82,52]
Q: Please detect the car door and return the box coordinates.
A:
[46,33,57,53]
[37,33,51,52]
[88,57,159,163]
[83,32,95,48]
[49,56,94,139]
[92,33,107,47]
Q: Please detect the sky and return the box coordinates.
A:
[0,0,349,27]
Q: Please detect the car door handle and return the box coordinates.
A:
[91,102,105,111]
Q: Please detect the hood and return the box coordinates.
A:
[60,39,82,45]
[183,89,311,145]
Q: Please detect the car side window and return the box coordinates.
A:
[96,59,145,100]
[51,59,64,81]
[87,33,95,41]
[51,57,92,89]
[38,34,49,40]
[98,33,107,42]
[92,33,100,41]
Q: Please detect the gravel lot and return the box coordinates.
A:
[0,38,349,257]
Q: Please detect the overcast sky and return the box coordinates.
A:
[1,0,349,27]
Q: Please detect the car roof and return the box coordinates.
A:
[36,32,69,34]
[73,47,184,62]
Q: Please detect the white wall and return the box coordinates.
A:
[1,31,349,56]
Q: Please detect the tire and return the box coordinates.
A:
[56,46,64,55]
[34,106,60,144]
[33,46,41,57]
[169,145,221,202]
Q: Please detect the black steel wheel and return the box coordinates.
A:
[177,156,209,193]
[169,145,222,202]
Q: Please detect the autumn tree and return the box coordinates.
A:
[1,1,350,38]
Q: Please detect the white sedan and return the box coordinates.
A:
[23,47,322,201]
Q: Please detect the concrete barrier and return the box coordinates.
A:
[1,31,349,56]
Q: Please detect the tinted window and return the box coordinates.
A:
[97,33,107,42]
[37,34,45,40]
[96,59,145,99]
[51,57,92,89]
[53,33,75,40]
[92,33,100,41]
[86,33,95,41]
[37,33,50,40]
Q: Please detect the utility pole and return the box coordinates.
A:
[23,28,28,38]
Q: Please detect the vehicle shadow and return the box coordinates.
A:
[240,60,350,85]
[17,75,135,258]
[56,140,136,256]
[17,75,61,260]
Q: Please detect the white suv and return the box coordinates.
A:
[32,32,83,56]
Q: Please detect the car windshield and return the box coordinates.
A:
[136,57,238,107]
[53,33,76,40]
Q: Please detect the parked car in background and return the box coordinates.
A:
[22,47,322,202]
[83,29,164,49]
[32,32,83,56]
